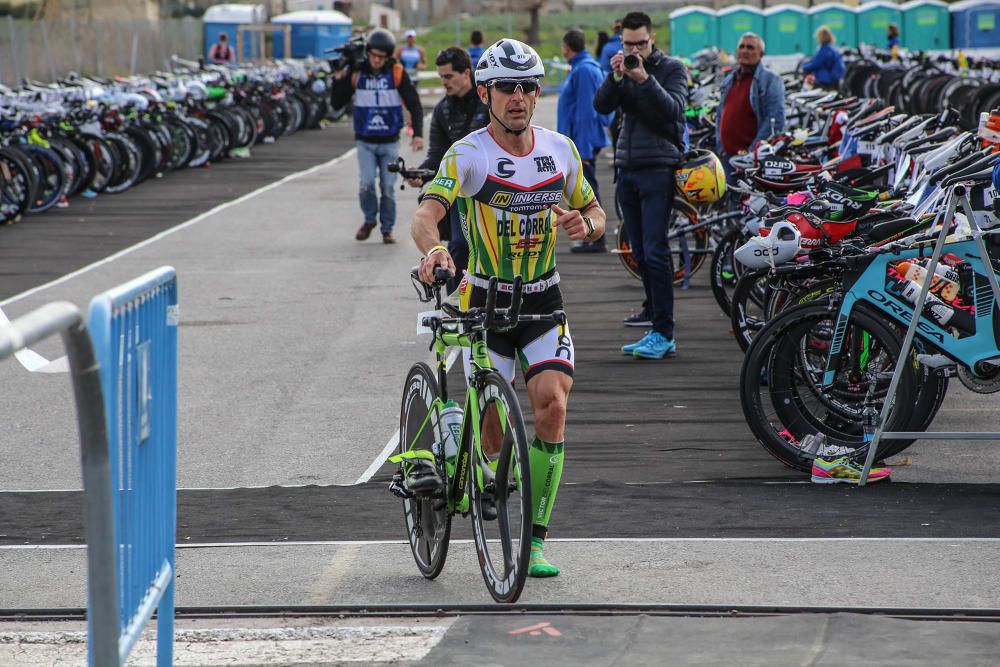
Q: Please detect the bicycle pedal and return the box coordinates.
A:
[388,474,413,499]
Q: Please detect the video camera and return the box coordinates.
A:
[326,36,367,71]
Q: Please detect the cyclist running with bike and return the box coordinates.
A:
[412,38,606,578]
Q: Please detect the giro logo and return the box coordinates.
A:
[496,158,516,179]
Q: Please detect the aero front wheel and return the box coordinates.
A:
[470,371,532,603]
[398,362,451,579]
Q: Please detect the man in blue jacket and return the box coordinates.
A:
[715,32,785,182]
[594,11,688,359]
[558,28,611,252]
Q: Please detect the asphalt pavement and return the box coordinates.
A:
[1,96,1000,664]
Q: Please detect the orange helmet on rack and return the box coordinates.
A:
[675,149,726,206]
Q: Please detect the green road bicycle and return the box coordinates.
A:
[389,268,564,603]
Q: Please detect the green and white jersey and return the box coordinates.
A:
[422,125,595,282]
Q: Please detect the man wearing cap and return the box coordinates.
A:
[396,29,427,74]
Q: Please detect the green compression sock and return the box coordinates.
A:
[527,438,564,578]
[529,537,559,578]
[528,438,564,530]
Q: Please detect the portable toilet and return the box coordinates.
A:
[950,0,1000,50]
[764,4,811,55]
[271,10,353,59]
[901,0,949,51]
[718,5,765,52]
[669,7,719,58]
[809,3,857,48]
[203,4,267,62]
[857,1,902,49]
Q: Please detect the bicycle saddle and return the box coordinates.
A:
[864,217,921,244]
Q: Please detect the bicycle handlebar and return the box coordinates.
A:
[388,157,436,185]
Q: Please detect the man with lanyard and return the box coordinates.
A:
[715,32,785,183]
[331,28,424,244]
[405,47,489,293]
[412,39,607,578]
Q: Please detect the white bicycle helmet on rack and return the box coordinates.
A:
[733,221,802,269]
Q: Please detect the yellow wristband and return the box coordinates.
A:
[426,245,448,257]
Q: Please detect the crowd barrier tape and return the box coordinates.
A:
[0,303,118,664]
[88,266,179,667]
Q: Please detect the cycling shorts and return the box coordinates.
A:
[459,271,574,384]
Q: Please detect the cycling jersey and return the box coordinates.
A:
[422,126,595,282]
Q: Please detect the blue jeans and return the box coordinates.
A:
[617,167,675,339]
[357,139,399,232]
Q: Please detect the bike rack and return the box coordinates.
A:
[860,183,1000,485]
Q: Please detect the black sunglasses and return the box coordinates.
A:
[488,79,540,95]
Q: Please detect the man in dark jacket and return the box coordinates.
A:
[331,28,424,244]
[406,47,488,291]
[594,11,688,360]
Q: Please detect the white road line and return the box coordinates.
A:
[0,149,357,309]
[3,537,998,551]
[354,346,462,485]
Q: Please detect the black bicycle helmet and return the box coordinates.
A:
[366,28,396,55]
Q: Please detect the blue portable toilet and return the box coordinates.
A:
[669,7,719,58]
[900,0,949,51]
[950,0,1000,50]
[718,5,765,53]
[764,4,811,55]
[271,10,353,59]
[857,1,902,49]
[809,3,858,48]
[203,4,267,62]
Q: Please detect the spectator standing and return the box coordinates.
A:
[396,29,427,74]
[598,19,623,75]
[802,26,844,91]
[209,33,235,64]
[595,31,609,63]
[406,47,489,291]
[594,11,688,359]
[331,28,424,244]
[468,30,485,66]
[558,28,611,253]
[715,32,785,182]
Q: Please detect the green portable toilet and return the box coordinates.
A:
[764,4,811,55]
[857,1,902,49]
[669,7,719,58]
[901,0,949,50]
[809,3,858,48]
[718,4,765,53]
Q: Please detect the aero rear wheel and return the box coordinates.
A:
[398,362,451,579]
[470,371,531,603]
[615,198,708,285]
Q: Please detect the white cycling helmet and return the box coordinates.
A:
[733,221,801,270]
[474,39,545,85]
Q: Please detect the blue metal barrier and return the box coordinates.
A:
[88,267,179,667]
[542,58,570,95]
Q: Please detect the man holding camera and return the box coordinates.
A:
[594,11,688,359]
[405,47,489,292]
[331,29,425,244]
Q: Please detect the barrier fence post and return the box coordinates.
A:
[0,302,119,665]
[88,266,179,666]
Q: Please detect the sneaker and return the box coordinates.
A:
[382,231,396,244]
[623,311,652,327]
[622,331,654,355]
[404,462,443,494]
[811,455,892,484]
[355,222,376,241]
[632,332,676,359]
[570,241,607,254]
